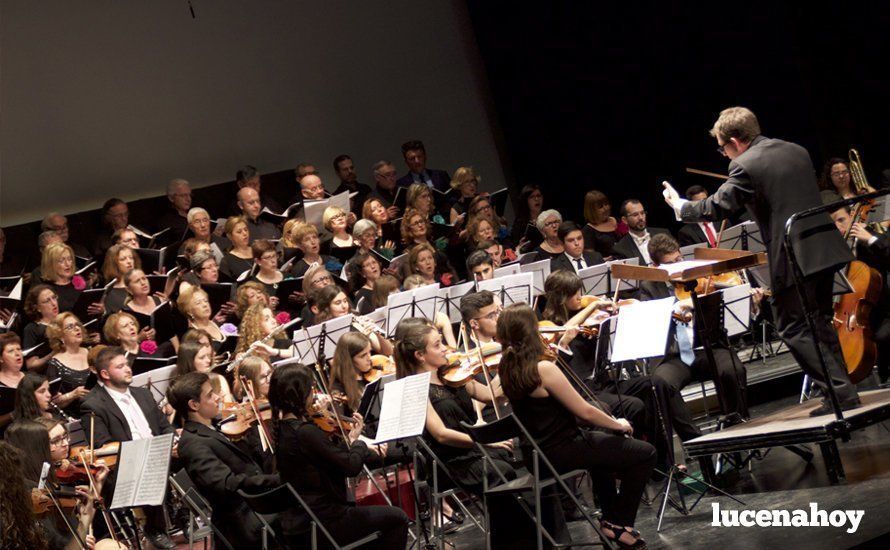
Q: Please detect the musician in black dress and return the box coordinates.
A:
[497,304,655,549]
[269,363,408,549]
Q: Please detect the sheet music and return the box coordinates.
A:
[477,272,533,306]
[303,191,355,231]
[131,366,178,405]
[680,243,708,260]
[371,372,431,444]
[293,314,355,363]
[437,280,476,324]
[492,264,520,278]
[610,297,674,362]
[111,433,174,509]
[520,259,551,296]
[608,258,640,291]
[385,283,440,337]
[720,283,752,337]
[578,262,611,296]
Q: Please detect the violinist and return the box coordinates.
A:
[496,304,655,549]
[0,441,52,548]
[4,420,108,550]
[640,233,749,427]
[466,250,495,282]
[328,331,375,416]
[269,363,409,549]
[392,320,517,511]
[311,284,395,355]
[170,372,280,547]
[80,346,177,549]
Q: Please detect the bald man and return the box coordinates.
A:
[237,187,281,243]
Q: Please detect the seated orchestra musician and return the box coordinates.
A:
[549,221,604,275]
[169,371,280,547]
[640,233,749,425]
[497,303,656,549]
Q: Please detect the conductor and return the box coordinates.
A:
[662,106,860,416]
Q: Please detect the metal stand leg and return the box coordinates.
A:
[819,441,846,484]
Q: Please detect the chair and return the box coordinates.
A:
[168,469,231,550]
[237,483,381,550]
[411,438,488,549]
[461,415,613,550]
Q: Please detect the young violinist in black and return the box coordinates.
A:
[269,363,408,549]
[497,304,656,549]
[169,372,280,547]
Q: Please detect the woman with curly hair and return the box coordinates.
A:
[22,284,59,371]
[44,312,92,415]
[0,441,50,549]
[235,303,294,360]
[234,280,271,319]
[346,251,381,313]
[449,167,481,225]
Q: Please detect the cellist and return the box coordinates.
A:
[829,205,890,383]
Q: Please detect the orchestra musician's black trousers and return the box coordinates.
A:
[771,272,858,403]
[286,504,409,550]
[544,429,656,528]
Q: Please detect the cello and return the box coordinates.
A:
[833,202,883,383]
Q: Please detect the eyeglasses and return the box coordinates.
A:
[378,171,397,179]
[39,295,59,306]
[63,323,81,332]
[313,275,333,286]
[49,434,69,447]
[261,254,278,262]
[544,220,561,227]
[716,143,728,157]
[409,219,426,228]
[474,308,502,321]
[831,170,850,177]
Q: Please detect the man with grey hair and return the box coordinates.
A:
[157,178,193,237]
[41,212,91,258]
[369,160,401,219]
[662,106,859,416]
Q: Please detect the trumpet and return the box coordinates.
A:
[849,148,872,194]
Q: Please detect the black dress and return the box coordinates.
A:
[46,358,92,417]
[353,287,374,314]
[275,418,408,548]
[581,224,621,259]
[510,393,656,527]
[47,281,80,314]
[425,384,515,490]
[103,287,128,314]
[22,322,48,350]
[219,253,254,282]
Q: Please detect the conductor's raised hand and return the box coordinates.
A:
[662,181,681,208]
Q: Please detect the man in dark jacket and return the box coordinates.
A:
[169,372,280,547]
[663,106,859,415]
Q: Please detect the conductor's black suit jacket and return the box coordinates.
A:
[679,135,852,290]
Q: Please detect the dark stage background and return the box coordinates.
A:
[466,2,890,230]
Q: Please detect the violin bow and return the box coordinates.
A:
[471,327,501,420]
[241,377,274,454]
[78,449,120,546]
[45,486,87,550]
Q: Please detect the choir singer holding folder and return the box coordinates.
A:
[661,106,859,416]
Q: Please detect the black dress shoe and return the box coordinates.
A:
[808,398,861,417]
[145,530,177,550]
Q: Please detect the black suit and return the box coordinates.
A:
[549,250,605,274]
[612,227,671,265]
[396,168,451,193]
[677,223,709,247]
[178,421,280,547]
[81,385,173,446]
[678,135,857,403]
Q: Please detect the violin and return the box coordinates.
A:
[673,271,745,300]
[538,320,599,345]
[219,398,273,440]
[31,485,79,518]
[309,403,358,437]
[363,354,396,383]
[69,442,120,469]
[440,342,503,387]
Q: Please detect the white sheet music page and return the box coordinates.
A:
[721,283,752,336]
[659,259,718,277]
[610,297,675,362]
[372,371,431,444]
[111,433,174,509]
[131,365,178,405]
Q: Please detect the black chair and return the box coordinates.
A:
[237,483,381,550]
[461,414,614,550]
[168,468,231,550]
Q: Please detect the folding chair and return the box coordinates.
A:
[412,438,488,549]
[168,469,231,550]
[237,483,381,550]
[460,415,613,550]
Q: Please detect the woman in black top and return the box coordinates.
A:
[510,184,544,248]
[393,320,515,492]
[346,251,381,314]
[219,216,254,282]
[22,284,59,371]
[581,190,628,260]
[101,244,140,313]
[497,304,655,549]
[44,312,92,417]
[269,363,408,549]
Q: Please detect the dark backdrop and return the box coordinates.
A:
[467,1,890,230]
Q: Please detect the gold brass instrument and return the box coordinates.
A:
[848,148,885,234]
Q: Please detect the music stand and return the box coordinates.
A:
[437,281,476,324]
[476,272,534,307]
[385,284,440,338]
[293,314,354,364]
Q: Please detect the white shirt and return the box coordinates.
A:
[564,252,587,273]
[105,386,153,440]
[630,231,652,265]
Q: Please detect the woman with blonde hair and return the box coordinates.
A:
[41,242,102,315]
[323,206,355,248]
[177,286,226,351]
[284,221,335,279]
[449,166,480,224]
[406,183,444,224]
